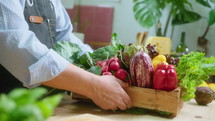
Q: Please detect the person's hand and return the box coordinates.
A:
[89,75,132,111]
[42,64,131,110]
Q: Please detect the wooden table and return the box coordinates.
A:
[47,95,215,121]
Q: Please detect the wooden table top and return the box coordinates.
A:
[47,95,215,121]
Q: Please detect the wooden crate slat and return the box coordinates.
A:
[72,86,183,115]
[125,86,182,114]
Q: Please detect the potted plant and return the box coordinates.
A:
[133,0,201,37]
[196,0,215,55]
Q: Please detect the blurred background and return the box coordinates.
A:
[61,0,215,56]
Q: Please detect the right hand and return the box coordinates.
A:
[88,75,132,110]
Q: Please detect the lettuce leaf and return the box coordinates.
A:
[53,41,82,63]
[176,52,215,101]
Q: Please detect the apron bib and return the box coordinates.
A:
[0,0,57,93]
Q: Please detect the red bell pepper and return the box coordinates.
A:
[153,63,178,91]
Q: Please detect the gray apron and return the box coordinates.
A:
[0,0,57,93]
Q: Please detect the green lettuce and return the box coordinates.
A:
[53,41,82,63]
[176,52,215,101]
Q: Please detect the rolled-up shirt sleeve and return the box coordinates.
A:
[0,0,70,88]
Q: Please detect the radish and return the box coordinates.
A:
[96,61,107,67]
[115,69,127,80]
[102,72,112,75]
[102,65,109,72]
[109,61,120,71]
[107,56,120,65]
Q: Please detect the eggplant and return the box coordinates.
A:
[130,51,154,87]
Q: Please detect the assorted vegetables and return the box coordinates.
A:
[53,33,215,102]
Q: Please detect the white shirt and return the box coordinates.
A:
[0,0,93,88]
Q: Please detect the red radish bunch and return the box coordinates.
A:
[115,69,127,80]
[96,56,129,82]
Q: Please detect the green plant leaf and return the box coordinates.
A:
[8,88,47,106]
[208,9,215,25]
[92,45,117,61]
[9,104,44,121]
[196,0,211,8]
[184,0,193,9]
[77,52,93,69]
[133,0,164,28]
[140,14,156,28]
[53,41,82,63]
[172,10,201,25]
[176,52,210,101]
[202,56,215,75]
[170,0,196,19]
[36,94,62,119]
[87,66,102,75]
[0,88,62,121]
[165,0,173,4]
[0,94,16,114]
[133,1,146,12]
[210,0,215,3]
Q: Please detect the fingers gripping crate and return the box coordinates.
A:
[72,86,183,115]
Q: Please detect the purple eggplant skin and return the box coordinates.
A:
[129,51,154,88]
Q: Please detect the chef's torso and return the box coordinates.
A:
[0,0,57,93]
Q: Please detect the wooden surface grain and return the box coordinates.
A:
[47,95,215,121]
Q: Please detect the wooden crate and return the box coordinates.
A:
[72,86,183,115]
[125,86,183,115]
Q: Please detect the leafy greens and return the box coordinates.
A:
[53,41,82,63]
[176,52,215,101]
[53,33,124,75]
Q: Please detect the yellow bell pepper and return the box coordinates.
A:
[208,83,215,92]
[197,81,208,87]
[152,55,168,69]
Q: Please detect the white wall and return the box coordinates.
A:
[61,0,74,8]
[61,0,215,56]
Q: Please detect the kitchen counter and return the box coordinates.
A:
[47,95,215,121]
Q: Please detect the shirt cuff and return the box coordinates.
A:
[27,49,70,87]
